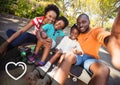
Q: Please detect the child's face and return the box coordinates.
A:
[54,20,65,30]
[70,28,79,40]
[44,10,57,24]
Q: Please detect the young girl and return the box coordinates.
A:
[28,16,69,66]
[0,4,59,54]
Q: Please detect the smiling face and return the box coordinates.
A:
[44,10,57,24]
[70,27,80,40]
[77,14,90,33]
[54,20,65,30]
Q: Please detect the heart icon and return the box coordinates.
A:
[5,62,27,80]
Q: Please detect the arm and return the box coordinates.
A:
[73,41,83,55]
[36,30,46,43]
[7,21,33,43]
[0,21,33,54]
[104,9,120,46]
[72,48,82,55]
[105,8,120,70]
[111,8,120,36]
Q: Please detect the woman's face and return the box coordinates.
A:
[54,20,65,30]
[44,10,57,24]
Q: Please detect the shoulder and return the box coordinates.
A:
[92,27,103,32]
[63,36,68,39]
[32,16,44,21]
[59,31,65,36]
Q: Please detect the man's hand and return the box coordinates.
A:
[111,8,120,38]
[107,8,120,70]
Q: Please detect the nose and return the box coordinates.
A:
[50,18,54,22]
[80,23,83,28]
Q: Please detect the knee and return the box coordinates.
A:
[6,29,15,36]
[95,65,110,78]
[56,50,62,54]
[64,52,76,63]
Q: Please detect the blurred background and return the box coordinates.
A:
[0,0,120,30]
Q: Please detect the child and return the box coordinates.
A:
[25,24,83,84]
[28,16,69,66]
[0,4,59,54]
[40,24,83,75]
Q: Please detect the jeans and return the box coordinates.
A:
[6,29,37,47]
[75,54,100,75]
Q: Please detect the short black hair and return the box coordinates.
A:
[70,24,80,33]
[77,13,90,22]
[44,4,60,18]
[57,16,69,29]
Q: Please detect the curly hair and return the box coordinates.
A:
[57,16,69,29]
[70,24,80,34]
[44,4,60,18]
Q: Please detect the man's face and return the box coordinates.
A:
[77,15,90,33]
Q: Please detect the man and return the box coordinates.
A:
[53,8,120,85]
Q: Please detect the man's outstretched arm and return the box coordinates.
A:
[106,8,120,70]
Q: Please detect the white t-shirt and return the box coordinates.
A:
[56,36,83,53]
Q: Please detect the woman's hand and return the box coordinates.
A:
[0,41,9,54]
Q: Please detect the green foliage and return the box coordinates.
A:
[0,0,44,18]
[0,0,16,14]
[67,16,76,27]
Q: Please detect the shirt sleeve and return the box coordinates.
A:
[94,28,110,46]
[31,16,44,30]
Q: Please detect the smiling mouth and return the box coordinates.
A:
[80,27,84,30]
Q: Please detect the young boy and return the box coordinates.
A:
[0,4,60,54]
[28,16,69,66]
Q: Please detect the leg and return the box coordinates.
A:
[34,39,43,54]
[25,69,40,85]
[35,38,52,66]
[107,8,120,70]
[38,50,62,72]
[28,39,43,62]
[40,38,52,62]
[6,29,16,38]
[57,53,65,66]
[49,49,62,65]
[89,62,110,85]
[53,52,76,84]
[82,57,110,85]
[6,29,37,47]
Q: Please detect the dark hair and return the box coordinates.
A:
[77,13,90,22]
[70,24,80,33]
[44,4,60,18]
[57,16,69,29]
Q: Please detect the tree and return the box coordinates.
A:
[98,0,120,27]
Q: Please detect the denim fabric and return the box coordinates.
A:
[6,29,37,47]
[75,54,100,74]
